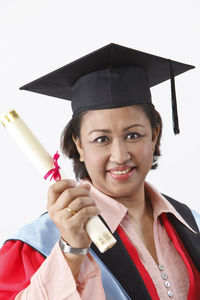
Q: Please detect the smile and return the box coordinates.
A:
[108,167,136,181]
[110,168,132,175]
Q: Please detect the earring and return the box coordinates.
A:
[79,156,84,162]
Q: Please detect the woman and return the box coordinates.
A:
[0,43,200,300]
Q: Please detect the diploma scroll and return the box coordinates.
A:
[0,110,117,253]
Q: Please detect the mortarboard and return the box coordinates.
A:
[20,43,195,134]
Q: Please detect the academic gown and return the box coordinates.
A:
[0,195,200,300]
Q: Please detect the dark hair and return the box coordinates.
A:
[61,104,162,180]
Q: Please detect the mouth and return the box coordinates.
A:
[110,167,134,175]
[107,166,137,181]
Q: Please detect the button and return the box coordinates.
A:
[167,290,174,297]
[161,272,168,280]
[158,264,165,271]
[164,281,171,288]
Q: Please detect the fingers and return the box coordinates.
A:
[47,179,99,248]
[52,186,92,211]
[70,205,100,225]
[67,197,96,213]
[47,179,97,219]
[47,179,77,207]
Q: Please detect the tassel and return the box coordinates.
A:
[169,60,180,134]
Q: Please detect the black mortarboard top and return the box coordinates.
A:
[20,43,195,134]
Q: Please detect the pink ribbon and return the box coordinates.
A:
[44,151,61,182]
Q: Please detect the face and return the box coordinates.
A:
[74,105,159,201]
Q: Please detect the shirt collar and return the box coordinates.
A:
[81,180,196,234]
[144,182,197,234]
[89,183,127,233]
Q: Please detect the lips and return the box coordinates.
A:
[107,166,136,178]
[110,167,133,175]
[108,166,136,173]
[107,166,136,181]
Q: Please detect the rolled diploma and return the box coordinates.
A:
[0,110,116,253]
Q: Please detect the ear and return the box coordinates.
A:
[152,125,160,150]
[72,135,84,162]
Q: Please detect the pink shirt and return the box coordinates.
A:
[16,182,196,299]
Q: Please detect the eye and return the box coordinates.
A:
[94,136,109,143]
[125,132,141,140]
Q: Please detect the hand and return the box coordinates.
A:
[47,179,100,249]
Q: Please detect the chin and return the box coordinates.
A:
[104,182,136,198]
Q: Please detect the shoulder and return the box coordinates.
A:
[190,209,200,231]
[162,194,200,232]
[6,213,60,257]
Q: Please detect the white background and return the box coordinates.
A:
[0,0,199,246]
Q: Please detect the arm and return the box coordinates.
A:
[46,179,101,281]
[15,242,105,300]
[15,242,82,300]
[0,240,105,300]
[0,179,106,300]
[0,240,45,300]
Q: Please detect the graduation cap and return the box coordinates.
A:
[20,43,195,134]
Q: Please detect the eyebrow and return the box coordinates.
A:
[88,124,145,135]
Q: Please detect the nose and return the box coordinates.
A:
[109,140,131,164]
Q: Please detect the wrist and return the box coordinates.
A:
[59,237,90,256]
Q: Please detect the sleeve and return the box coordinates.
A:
[0,240,106,300]
[0,240,45,300]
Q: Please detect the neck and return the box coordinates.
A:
[116,184,153,223]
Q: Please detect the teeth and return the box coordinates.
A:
[110,168,132,175]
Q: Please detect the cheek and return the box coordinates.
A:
[135,141,153,164]
[83,146,107,172]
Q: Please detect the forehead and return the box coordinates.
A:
[80,105,151,132]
